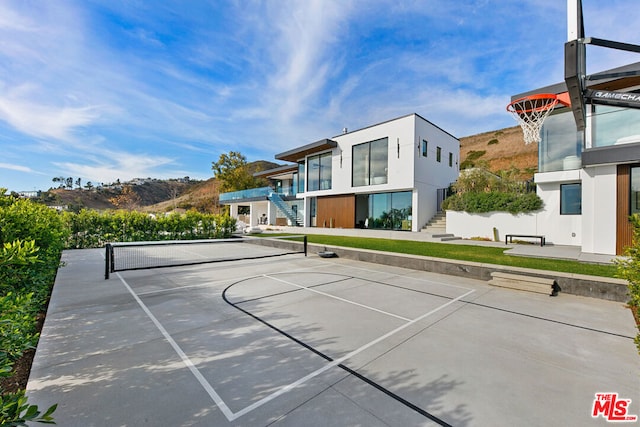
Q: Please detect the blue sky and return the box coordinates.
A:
[1,1,639,192]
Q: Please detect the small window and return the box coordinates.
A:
[560,183,581,215]
[448,152,453,167]
[422,139,428,157]
[436,146,442,163]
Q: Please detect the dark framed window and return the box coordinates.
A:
[560,183,581,215]
[631,166,640,215]
[307,152,332,191]
[449,152,453,167]
[355,191,413,231]
[436,146,442,163]
[352,137,388,187]
[422,139,428,157]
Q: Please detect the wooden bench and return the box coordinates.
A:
[488,272,560,296]
[505,234,545,246]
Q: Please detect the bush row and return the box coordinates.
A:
[65,209,237,248]
[442,191,543,214]
[0,194,69,383]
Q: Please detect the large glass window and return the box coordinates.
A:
[355,191,412,230]
[539,109,583,172]
[632,166,640,215]
[352,137,388,186]
[307,152,331,191]
[592,105,640,148]
[560,183,581,215]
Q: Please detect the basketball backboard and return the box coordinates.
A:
[564,0,640,131]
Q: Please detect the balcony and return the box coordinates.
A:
[219,186,271,203]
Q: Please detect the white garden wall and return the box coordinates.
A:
[446,211,538,242]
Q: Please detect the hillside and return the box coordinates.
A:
[458,125,537,179]
[40,160,281,212]
[46,179,199,211]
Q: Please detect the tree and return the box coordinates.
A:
[65,177,73,189]
[75,177,82,190]
[84,181,94,190]
[52,176,66,189]
[108,185,141,210]
[211,151,266,192]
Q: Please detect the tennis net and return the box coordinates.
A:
[104,235,307,279]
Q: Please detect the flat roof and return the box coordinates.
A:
[275,138,337,163]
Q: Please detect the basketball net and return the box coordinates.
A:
[507,94,560,145]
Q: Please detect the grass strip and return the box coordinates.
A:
[277,234,617,278]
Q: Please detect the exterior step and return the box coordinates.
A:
[431,233,461,241]
[488,272,559,296]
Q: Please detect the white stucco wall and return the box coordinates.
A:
[581,165,617,254]
[446,211,539,241]
[413,116,460,230]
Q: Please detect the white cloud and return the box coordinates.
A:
[0,163,35,173]
[0,90,102,141]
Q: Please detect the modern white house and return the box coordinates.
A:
[447,62,640,256]
[221,113,460,232]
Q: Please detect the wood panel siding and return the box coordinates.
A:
[317,195,355,228]
[617,165,633,255]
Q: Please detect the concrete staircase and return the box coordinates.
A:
[421,212,461,241]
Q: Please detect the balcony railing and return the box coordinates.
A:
[219,186,271,202]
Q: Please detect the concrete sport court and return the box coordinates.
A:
[27,244,638,426]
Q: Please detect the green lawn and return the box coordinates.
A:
[282,234,618,278]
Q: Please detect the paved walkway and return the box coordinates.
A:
[262,226,619,265]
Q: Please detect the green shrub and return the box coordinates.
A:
[487,138,499,145]
[0,191,67,405]
[0,292,39,376]
[442,191,542,214]
[444,166,542,214]
[615,214,640,354]
[0,196,68,304]
[0,388,56,425]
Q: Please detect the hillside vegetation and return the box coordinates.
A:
[459,125,537,179]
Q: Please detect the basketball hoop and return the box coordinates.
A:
[507,94,563,145]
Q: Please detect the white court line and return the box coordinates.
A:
[116,260,475,422]
[265,274,412,322]
[231,287,476,420]
[116,273,235,421]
